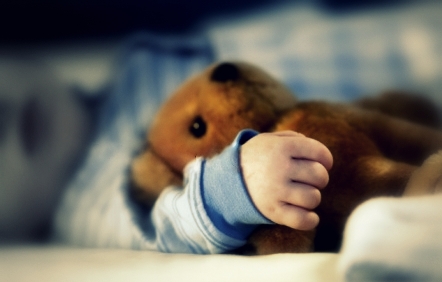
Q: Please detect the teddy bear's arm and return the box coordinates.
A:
[354,91,441,129]
[347,108,442,165]
[131,150,182,206]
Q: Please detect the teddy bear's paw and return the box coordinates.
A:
[404,150,442,196]
[130,150,182,206]
[246,225,315,255]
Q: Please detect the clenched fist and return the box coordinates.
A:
[240,131,333,230]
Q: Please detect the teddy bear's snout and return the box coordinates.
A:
[210,62,240,83]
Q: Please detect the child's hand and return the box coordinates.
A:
[240,131,333,231]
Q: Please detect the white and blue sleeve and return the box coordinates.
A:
[149,129,272,254]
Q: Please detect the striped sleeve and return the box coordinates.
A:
[149,129,271,254]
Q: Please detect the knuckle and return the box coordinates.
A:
[281,206,320,230]
[301,187,321,209]
[309,189,321,208]
[290,215,307,230]
[320,147,333,170]
[297,212,319,230]
[312,162,329,188]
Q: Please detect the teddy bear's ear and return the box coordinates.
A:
[210,62,240,82]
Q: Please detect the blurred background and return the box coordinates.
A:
[1,0,441,244]
[0,0,417,44]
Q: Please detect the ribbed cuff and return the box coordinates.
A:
[201,129,272,240]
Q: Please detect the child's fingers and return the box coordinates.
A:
[247,131,333,171]
[287,159,330,189]
[274,204,320,230]
[286,136,333,171]
[280,182,321,210]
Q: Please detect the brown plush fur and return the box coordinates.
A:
[131,61,442,255]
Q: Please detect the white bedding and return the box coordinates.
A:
[4,188,442,282]
[3,193,442,282]
[339,194,442,281]
[1,246,339,282]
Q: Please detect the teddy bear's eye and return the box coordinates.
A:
[189,116,207,138]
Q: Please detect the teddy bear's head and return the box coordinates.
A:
[131,61,296,204]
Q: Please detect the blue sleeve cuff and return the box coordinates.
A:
[201,129,272,241]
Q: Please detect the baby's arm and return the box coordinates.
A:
[240,131,333,230]
[150,129,332,254]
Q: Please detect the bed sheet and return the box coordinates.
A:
[1,245,340,282]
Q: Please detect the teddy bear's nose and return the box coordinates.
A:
[210,62,239,82]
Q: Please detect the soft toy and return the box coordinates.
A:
[131,61,442,255]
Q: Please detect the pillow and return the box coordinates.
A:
[208,2,442,103]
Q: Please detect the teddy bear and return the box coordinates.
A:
[130,61,442,255]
